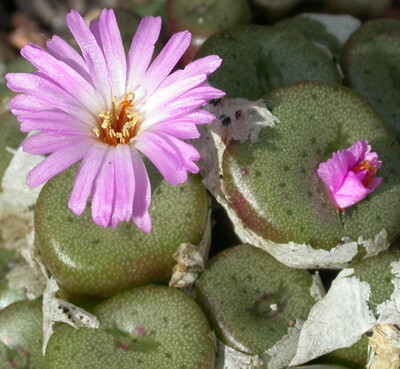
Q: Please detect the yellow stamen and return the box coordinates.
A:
[96,93,140,146]
[353,160,378,187]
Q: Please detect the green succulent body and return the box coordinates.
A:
[45,286,215,369]
[0,300,43,369]
[197,25,341,100]
[222,82,400,251]
[341,19,400,142]
[34,164,209,298]
[196,245,315,355]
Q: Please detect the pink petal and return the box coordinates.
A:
[140,97,208,130]
[7,73,82,109]
[184,110,217,125]
[178,84,226,101]
[111,144,135,228]
[150,120,200,140]
[89,20,102,50]
[346,140,369,168]
[46,35,91,82]
[98,9,126,99]
[156,132,200,173]
[126,16,162,92]
[364,144,382,169]
[27,139,95,188]
[20,44,105,113]
[158,55,223,90]
[68,142,108,216]
[139,30,191,98]
[91,148,115,228]
[66,10,112,106]
[22,132,90,155]
[16,110,94,132]
[368,177,383,192]
[134,132,188,186]
[332,171,370,209]
[142,74,207,115]
[130,149,152,233]
[9,93,95,124]
[317,150,349,193]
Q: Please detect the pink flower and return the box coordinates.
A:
[6,9,224,232]
[317,141,382,209]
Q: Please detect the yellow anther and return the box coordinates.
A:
[93,127,101,137]
[96,93,140,146]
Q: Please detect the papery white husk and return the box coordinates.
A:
[0,145,43,251]
[290,261,400,367]
[169,201,212,295]
[300,13,361,45]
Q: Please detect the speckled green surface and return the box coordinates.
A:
[35,164,209,298]
[197,25,341,99]
[167,0,251,64]
[167,0,251,34]
[353,251,399,313]
[127,0,167,18]
[0,110,26,185]
[222,82,400,250]
[274,16,342,58]
[45,285,215,369]
[325,0,390,19]
[0,299,43,368]
[195,245,315,355]
[341,19,400,141]
[249,0,304,20]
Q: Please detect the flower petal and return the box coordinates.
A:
[27,139,95,188]
[7,73,83,109]
[20,44,105,113]
[142,74,207,115]
[111,144,135,228]
[368,177,383,192]
[158,55,223,90]
[66,10,112,106]
[126,16,162,92]
[134,132,188,186]
[140,97,208,130]
[98,9,126,99]
[156,132,200,173]
[16,110,95,133]
[317,150,349,193]
[184,110,217,125]
[22,132,91,155]
[130,149,152,233]
[139,30,191,98]
[91,148,115,227]
[150,120,200,139]
[332,171,370,209]
[9,93,95,124]
[69,142,108,216]
[346,140,369,168]
[46,35,90,82]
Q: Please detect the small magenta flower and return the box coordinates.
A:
[317,140,382,209]
[6,9,224,232]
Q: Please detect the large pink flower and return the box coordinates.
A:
[6,9,224,232]
[317,140,382,209]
